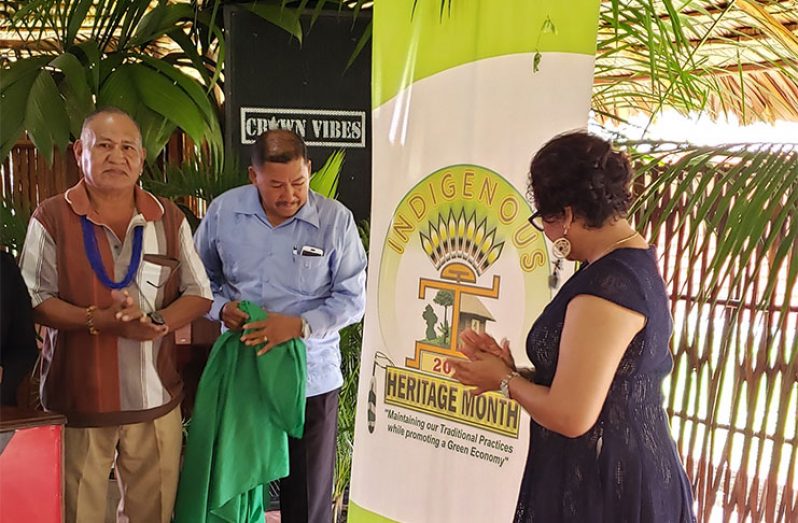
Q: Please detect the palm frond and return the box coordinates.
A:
[627,141,798,309]
[142,149,247,205]
[242,3,304,44]
[595,0,798,124]
[310,150,345,199]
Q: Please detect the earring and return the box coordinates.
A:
[552,224,571,259]
[552,237,571,258]
[552,237,571,259]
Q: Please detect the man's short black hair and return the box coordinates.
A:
[251,129,308,166]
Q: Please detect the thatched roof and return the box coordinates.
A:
[594,0,798,124]
[2,1,797,124]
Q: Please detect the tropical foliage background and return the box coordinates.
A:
[1,0,796,521]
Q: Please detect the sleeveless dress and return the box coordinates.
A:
[514,247,696,523]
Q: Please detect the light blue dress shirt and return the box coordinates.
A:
[194,186,367,397]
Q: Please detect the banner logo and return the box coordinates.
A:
[240,107,366,147]
[375,165,550,439]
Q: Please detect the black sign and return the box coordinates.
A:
[224,7,372,222]
[240,108,366,148]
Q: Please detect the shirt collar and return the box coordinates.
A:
[294,191,320,228]
[237,185,320,229]
[64,178,164,223]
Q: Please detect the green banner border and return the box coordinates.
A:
[373,0,601,107]
[348,500,400,523]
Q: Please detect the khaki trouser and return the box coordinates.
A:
[64,406,182,523]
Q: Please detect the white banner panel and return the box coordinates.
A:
[350,2,600,521]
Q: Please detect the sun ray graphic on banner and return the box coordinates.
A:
[419,209,505,277]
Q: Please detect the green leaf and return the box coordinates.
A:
[207,0,222,48]
[0,75,38,162]
[208,24,226,91]
[97,0,151,51]
[98,65,179,163]
[98,54,125,87]
[129,2,168,45]
[243,3,303,44]
[310,150,345,199]
[628,141,798,308]
[136,105,176,163]
[65,0,93,47]
[97,65,139,116]
[0,56,52,92]
[136,56,216,124]
[351,0,368,23]
[142,149,246,204]
[310,0,332,27]
[345,20,371,72]
[10,0,51,23]
[660,0,685,47]
[24,71,71,165]
[134,56,223,161]
[98,59,222,163]
[594,1,712,121]
[50,52,95,138]
[128,63,207,146]
[0,122,25,165]
[166,29,213,88]
[71,41,101,93]
[130,3,196,47]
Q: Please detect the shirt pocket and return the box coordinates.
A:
[295,255,331,296]
[138,260,169,311]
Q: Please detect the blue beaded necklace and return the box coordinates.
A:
[81,215,143,289]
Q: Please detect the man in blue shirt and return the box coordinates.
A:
[194,129,367,522]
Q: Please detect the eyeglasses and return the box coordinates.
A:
[528,211,546,232]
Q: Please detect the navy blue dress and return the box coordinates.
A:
[514,247,695,522]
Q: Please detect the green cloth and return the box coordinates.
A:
[173,301,307,523]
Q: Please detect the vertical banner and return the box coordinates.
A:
[349,2,600,522]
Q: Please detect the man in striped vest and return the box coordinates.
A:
[19,107,212,523]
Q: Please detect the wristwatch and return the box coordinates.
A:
[148,311,166,326]
[499,371,520,399]
[300,317,311,339]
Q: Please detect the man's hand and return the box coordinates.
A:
[240,311,302,356]
[221,300,248,330]
[114,318,169,341]
[94,292,169,341]
[110,289,145,322]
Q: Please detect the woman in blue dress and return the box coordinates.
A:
[451,131,696,522]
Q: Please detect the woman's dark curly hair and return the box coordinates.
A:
[527,131,633,228]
